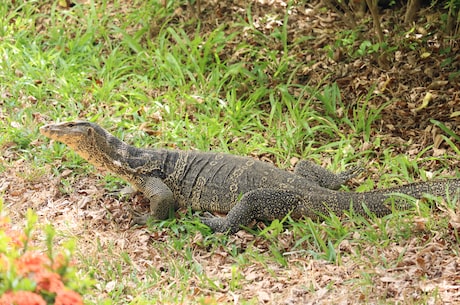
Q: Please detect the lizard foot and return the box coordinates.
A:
[338,164,364,182]
[200,216,236,234]
[128,207,150,226]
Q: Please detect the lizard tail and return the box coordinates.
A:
[299,179,460,218]
[341,179,460,217]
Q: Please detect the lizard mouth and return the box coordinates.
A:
[39,123,86,142]
[39,124,66,140]
[39,124,59,139]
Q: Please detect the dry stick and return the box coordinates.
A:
[446,2,459,36]
[321,0,357,28]
[188,0,201,18]
[404,0,421,25]
[365,0,384,43]
[195,0,201,16]
[336,0,358,27]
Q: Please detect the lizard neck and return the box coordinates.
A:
[74,126,155,179]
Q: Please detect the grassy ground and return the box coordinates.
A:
[1,0,460,304]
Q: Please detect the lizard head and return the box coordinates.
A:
[40,121,114,167]
[40,121,97,147]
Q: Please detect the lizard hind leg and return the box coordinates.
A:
[200,189,305,234]
[294,160,363,190]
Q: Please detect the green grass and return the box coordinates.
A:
[1,0,459,304]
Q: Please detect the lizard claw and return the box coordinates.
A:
[128,206,149,225]
[202,211,216,218]
[338,164,364,181]
[200,216,226,233]
[200,215,240,234]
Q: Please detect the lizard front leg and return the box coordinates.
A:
[131,177,177,224]
[201,188,306,234]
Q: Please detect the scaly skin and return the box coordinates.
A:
[40,121,460,234]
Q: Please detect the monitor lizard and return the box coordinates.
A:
[40,121,460,234]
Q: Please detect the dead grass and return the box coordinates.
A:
[3,159,460,303]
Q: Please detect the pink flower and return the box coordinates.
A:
[54,289,84,305]
[0,291,46,305]
[34,271,65,294]
[15,253,48,274]
[0,217,25,247]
